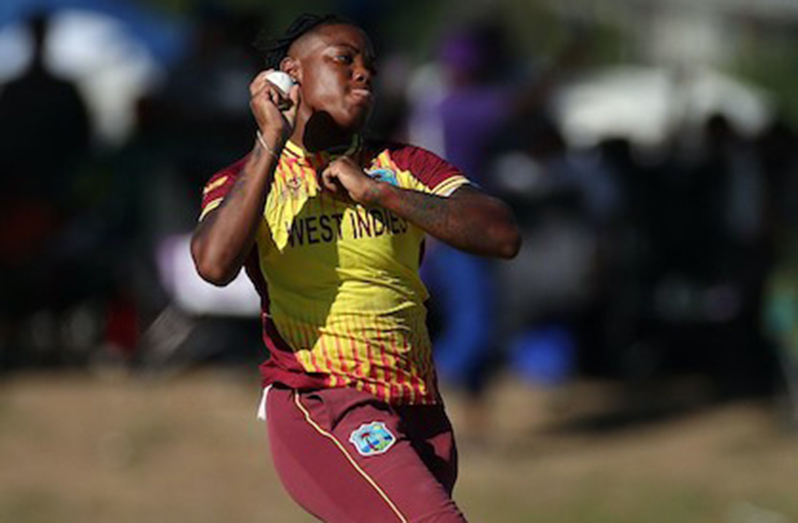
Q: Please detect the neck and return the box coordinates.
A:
[291,109,357,153]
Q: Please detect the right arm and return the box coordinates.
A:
[191,71,299,286]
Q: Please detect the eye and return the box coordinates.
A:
[333,54,354,65]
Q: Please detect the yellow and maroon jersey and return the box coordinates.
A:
[200,138,470,405]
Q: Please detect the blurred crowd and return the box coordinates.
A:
[1,1,797,420]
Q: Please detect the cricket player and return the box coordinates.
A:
[191,13,520,522]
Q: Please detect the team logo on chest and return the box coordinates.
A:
[275,172,308,203]
[348,421,397,456]
[365,167,399,187]
[286,174,303,196]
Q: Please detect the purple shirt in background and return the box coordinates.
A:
[438,86,512,183]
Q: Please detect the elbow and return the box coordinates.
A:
[490,206,521,259]
[191,236,237,287]
[195,261,237,287]
[496,226,522,259]
[490,200,521,259]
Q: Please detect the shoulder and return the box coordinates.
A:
[366,140,451,172]
[364,140,470,196]
[202,155,250,195]
[199,155,249,219]
[205,155,249,186]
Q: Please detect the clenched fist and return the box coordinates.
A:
[320,157,381,205]
[249,69,300,146]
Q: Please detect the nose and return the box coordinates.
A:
[353,60,372,86]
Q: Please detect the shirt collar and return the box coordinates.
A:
[283,135,362,168]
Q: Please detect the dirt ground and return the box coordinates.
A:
[0,370,796,523]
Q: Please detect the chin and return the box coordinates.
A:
[334,106,371,132]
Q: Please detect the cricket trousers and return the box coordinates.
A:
[265,385,468,522]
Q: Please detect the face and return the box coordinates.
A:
[286,24,377,132]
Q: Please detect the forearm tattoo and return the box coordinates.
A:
[384,187,496,254]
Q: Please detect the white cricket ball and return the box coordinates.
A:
[265,71,294,96]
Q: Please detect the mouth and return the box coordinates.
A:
[350,88,373,104]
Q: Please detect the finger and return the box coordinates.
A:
[322,173,338,193]
[283,84,301,123]
[327,158,345,171]
[257,84,289,111]
[288,83,300,105]
[321,169,344,194]
[260,82,293,110]
[266,87,282,107]
[250,69,275,97]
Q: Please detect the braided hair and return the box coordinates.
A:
[254,13,355,70]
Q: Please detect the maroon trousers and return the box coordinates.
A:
[265,385,467,522]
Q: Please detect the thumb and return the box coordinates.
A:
[320,167,339,193]
[283,84,301,126]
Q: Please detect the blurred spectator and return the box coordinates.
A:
[123,5,269,370]
[0,13,92,368]
[493,117,618,388]
[146,5,260,165]
[407,19,592,438]
[758,118,798,411]
[408,22,518,428]
[0,12,91,264]
[601,114,778,397]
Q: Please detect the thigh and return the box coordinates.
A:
[266,386,466,523]
[398,403,459,496]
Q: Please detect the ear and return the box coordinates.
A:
[280,57,301,85]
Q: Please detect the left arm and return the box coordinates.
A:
[321,158,521,259]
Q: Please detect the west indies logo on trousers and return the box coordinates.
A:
[349,421,396,456]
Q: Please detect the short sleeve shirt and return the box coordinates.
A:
[200,139,470,405]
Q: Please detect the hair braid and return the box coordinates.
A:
[254,13,352,69]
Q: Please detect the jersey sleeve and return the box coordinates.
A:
[198,156,248,221]
[389,145,471,197]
